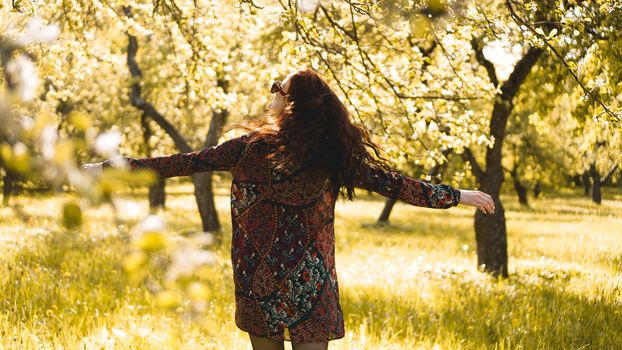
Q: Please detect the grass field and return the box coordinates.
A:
[1,182,621,349]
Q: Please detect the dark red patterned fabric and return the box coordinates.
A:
[103,133,461,342]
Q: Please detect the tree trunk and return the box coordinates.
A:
[2,170,14,206]
[141,113,166,209]
[192,172,220,232]
[470,42,543,278]
[148,177,166,209]
[194,85,230,240]
[509,169,528,207]
[533,181,541,199]
[590,163,602,205]
[124,16,229,234]
[582,171,591,197]
[513,176,529,206]
[589,164,617,205]
[377,198,397,223]
[476,166,509,277]
[601,164,618,187]
[474,100,512,278]
[474,193,508,277]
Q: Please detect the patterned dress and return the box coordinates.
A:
[103,133,461,342]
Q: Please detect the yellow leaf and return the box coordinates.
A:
[409,15,430,39]
[52,140,75,165]
[155,290,181,309]
[62,201,83,229]
[187,282,210,301]
[0,143,31,174]
[133,232,169,252]
[123,251,148,272]
[428,0,446,15]
[67,111,92,132]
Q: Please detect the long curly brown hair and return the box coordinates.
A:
[233,68,390,200]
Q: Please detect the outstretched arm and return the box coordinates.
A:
[353,163,460,208]
[354,163,495,213]
[96,134,248,178]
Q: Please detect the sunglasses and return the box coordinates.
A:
[271,81,287,97]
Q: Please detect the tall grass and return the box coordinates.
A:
[1,184,621,349]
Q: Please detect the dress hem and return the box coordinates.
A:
[236,322,345,343]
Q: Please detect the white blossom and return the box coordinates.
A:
[297,0,320,14]
[20,116,35,131]
[415,119,427,133]
[13,142,28,156]
[428,120,439,134]
[6,55,40,101]
[95,130,121,156]
[166,246,215,282]
[136,215,167,234]
[190,232,214,246]
[67,167,95,192]
[107,155,129,168]
[164,232,216,282]
[41,125,58,160]
[113,199,143,219]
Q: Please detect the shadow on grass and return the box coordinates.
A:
[339,270,622,349]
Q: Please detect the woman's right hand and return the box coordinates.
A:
[80,162,103,176]
[459,189,495,214]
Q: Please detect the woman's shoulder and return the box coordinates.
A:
[248,131,278,143]
[241,132,279,153]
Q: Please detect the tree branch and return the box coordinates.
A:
[600,164,618,185]
[471,37,499,87]
[461,147,485,181]
[124,6,192,153]
[500,46,543,100]
[395,94,483,101]
[505,0,620,121]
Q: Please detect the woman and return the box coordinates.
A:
[83,68,494,350]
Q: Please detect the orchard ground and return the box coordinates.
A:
[1,181,621,349]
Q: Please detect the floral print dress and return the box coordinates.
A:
[103,133,461,343]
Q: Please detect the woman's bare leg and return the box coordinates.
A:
[291,341,328,350]
[249,334,285,350]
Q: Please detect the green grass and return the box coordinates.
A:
[1,183,621,349]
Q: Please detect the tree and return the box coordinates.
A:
[274,0,621,277]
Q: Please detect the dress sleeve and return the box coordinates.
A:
[102,134,248,178]
[353,162,461,209]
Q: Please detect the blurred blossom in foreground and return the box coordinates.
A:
[95,130,121,156]
[66,167,95,194]
[6,54,39,102]
[136,214,167,234]
[20,116,35,131]
[16,17,61,45]
[40,124,58,160]
[113,199,143,219]
[166,233,216,282]
[107,155,129,168]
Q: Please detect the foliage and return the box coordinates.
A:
[1,185,621,348]
[1,0,621,332]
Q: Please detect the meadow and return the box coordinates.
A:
[1,181,621,349]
